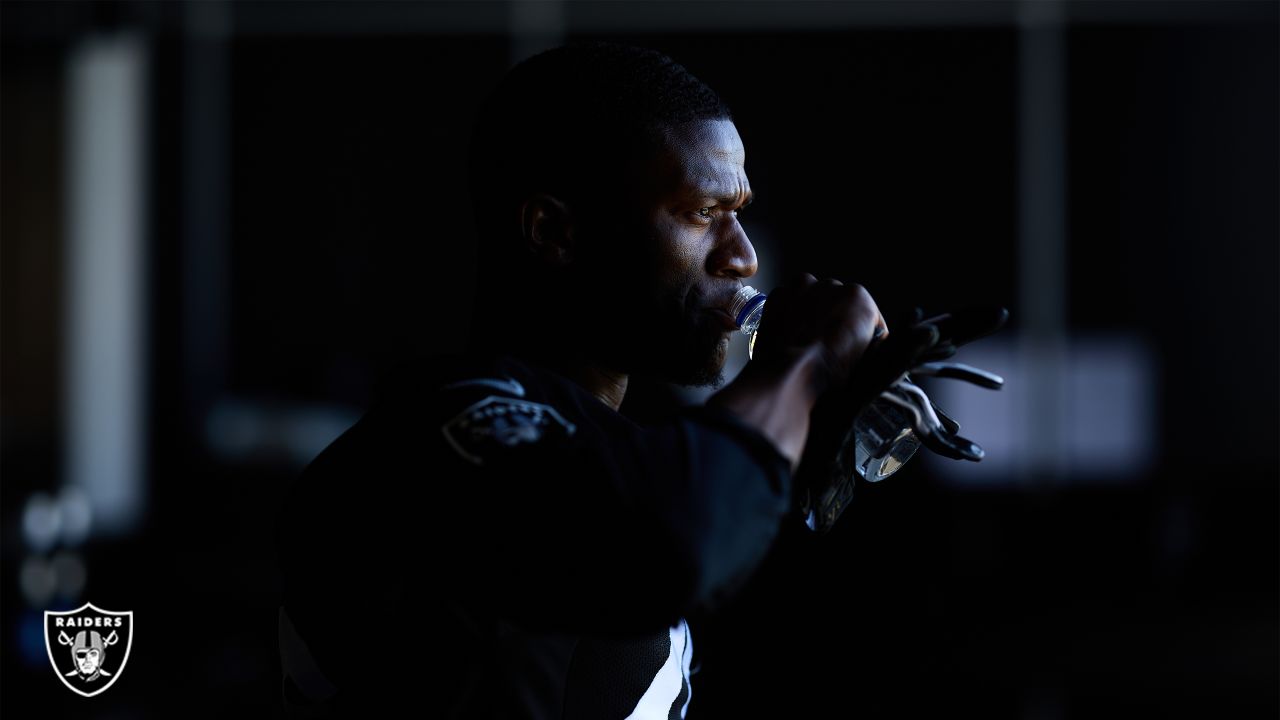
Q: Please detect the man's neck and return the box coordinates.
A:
[544,360,628,411]
[468,313,629,410]
[582,364,629,411]
[470,339,629,411]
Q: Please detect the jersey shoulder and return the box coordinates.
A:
[376,353,612,469]
[427,354,580,467]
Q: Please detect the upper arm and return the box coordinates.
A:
[421,369,794,634]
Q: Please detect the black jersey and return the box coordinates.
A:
[275,353,794,717]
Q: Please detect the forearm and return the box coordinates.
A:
[705,344,829,471]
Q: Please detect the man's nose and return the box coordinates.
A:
[708,221,758,279]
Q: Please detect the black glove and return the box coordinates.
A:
[794,306,1009,533]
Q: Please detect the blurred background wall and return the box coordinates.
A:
[2,1,1276,717]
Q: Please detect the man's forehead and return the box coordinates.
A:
[663,119,745,163]
[648,119,749,199]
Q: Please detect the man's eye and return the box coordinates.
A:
[696,206,715,219]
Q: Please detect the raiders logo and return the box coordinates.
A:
[443,395,576,466]
[44,602,133,697]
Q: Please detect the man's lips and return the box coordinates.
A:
[705,307,739,332]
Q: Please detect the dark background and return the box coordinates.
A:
[3,1,1276,717]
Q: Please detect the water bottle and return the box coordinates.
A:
[728,286,922,483]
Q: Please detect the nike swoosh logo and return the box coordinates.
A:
[440,377,526,397]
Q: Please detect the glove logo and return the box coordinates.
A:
[45,603,133,697]
[443,395,576,466]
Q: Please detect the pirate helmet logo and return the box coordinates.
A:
[44,602,133,697]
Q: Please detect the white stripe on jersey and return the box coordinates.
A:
[679,618,693,718]
[625,618,693,720]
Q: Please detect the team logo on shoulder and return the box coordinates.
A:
[443,395,576,465]
[45,602,133,697]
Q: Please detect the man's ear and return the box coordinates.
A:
[519,192,574,267]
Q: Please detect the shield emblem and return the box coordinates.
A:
[442,395,576,466]
[44,602,133,697]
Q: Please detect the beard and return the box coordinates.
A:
[659,307,729,387]
[585,283,728,388]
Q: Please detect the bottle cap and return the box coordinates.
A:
[729,286,767,329]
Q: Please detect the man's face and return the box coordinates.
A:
[575,119,757,387]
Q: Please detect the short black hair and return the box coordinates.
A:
[466,41,733,262]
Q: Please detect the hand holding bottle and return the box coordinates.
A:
[738,274,889,398]
[707,274,890,473]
